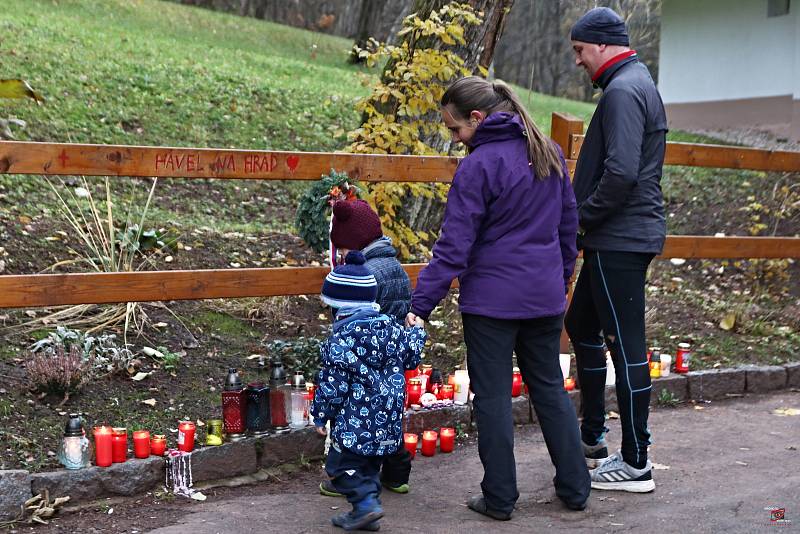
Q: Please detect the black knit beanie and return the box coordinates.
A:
[570,7,629,46]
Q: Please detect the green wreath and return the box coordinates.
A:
[295,169,362,253]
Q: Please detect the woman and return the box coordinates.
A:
[406,76,590,519]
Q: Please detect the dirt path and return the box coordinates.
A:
[30,391,800,533]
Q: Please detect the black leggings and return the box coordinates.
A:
[565,250,654,469]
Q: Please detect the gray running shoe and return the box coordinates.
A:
[582,437,610,468]
[589,453,656,493]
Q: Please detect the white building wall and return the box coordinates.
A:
[659,0,796,104]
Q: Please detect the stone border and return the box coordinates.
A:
[2,363,798,519]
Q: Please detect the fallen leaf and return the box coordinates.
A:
[694,405,705,410]
[246,354,263,360]
[719,313,736,331]
[670,258,686,266]
[142,398,157,407]
[131,372,151,381]
[607,411,620,419]
[735,461,748,466]
[651,462,670,470]
[190,492,206,501]
[773,407,800,416]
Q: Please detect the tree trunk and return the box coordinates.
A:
[394,0,515,234]
[348,0,384,64]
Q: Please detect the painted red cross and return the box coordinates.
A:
[58,149,69,167]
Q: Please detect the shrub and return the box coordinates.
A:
[30,326,134,376]
[266,336,323,380]
[26,344,89,399]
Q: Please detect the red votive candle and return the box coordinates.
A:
[177,421,196,453]
[93,426,113,467]
[439,384,454,401]
[111,427,128,463]
[420,364,433,377]
[133,430,151,459]
[421,430,437,457]
[150,434,167,456]
[564,377,576,391]
[404,367,420,382]
[407,378,422,406]
[511,367,523,397]
[403,433,418,460]
[439,427,455,453]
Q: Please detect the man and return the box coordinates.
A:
[564,7,667,493]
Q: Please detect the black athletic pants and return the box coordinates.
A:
[565,250,654,469]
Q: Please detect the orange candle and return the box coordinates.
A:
[564,377,576,391]
[93,426,113,467]
[439,427,455,453]
[421,430,437,457]
[150,434,167,456]
[177,421,196,452]
[403,433,418,460]
[133,430,151,459]
[111,427,127,463]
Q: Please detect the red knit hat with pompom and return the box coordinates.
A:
[330,200,383,250]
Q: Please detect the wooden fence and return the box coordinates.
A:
[0,112,798,311]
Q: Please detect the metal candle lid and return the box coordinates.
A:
[269,358,286,384]
[292,372,306,389]
[64,413,84,437]
[224,368,243,391]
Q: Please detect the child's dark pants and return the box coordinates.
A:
[326,444,383,509]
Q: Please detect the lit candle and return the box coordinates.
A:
[404,367,420,382]
[177,421,196,453]
[93,426,113,467]
[439,427,455,453]
[111,427,127,463]
[403,433,418,460]
[150,434,167,456]
[421,430,437,457]
[439,384,454,401]
[133,430,150,459]
[407,378,423,406]
[564,377,576,391]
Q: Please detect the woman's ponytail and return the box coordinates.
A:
[442,76,564,180]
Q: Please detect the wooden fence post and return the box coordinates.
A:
[551,112,585,355]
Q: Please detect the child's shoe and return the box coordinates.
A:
[331,512,380,531]
[341,498,384,531]
[320,479,345,497]
[381,479,409,494]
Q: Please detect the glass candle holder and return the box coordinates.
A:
[58,414,90,470]
[133,430,151,459]
[150,435,167,456]
[111,427,128,463]
[439,384,454,402]
[245,382,271,437]
[453,370,470,404]
[439,427,455,453]
[403,433,418,460]
[177,421,196,452]
[407,378,423,406]
[564,377,576,391]
[206,419,224,446]
[93,426,113,467]
[421,430,437,457]
[511,367,523,397]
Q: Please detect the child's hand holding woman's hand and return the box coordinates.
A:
[315,425,327,436]
[405,312,425,328]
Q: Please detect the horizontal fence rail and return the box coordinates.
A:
[0,141,460,183]
[0,236,796,308]
[1,114,799,311]
[569,134,800,173]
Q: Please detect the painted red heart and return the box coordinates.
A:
[286,155,300,172]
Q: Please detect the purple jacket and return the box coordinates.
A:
[411,112,578,320]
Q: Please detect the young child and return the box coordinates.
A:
[313,250,426,531]
[319,199,415,497]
